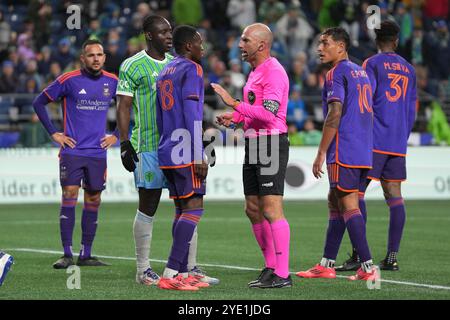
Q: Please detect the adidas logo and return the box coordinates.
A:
[152,71,159,77]
[79,89,87,94]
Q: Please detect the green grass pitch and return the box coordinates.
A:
[1,200,450,300]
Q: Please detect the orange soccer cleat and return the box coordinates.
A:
[158,275,199,291]
[182,275,210,288]
[348,267,379,281]
[296,264,336,279]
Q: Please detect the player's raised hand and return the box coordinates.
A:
[216,112,234,128]
[211,83,238,108]
[51,132,76,149]
[101,134,118,149]
[312,151,325,179]
[194,161,208,181]
[120,140,138,172]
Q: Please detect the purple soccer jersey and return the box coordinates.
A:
[363,53,417,156]
[322,59,373,168]
[156,56,204,168]
[36,69,118,158]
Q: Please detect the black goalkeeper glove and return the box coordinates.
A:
[120,140,138,172]
[203,138,216,167]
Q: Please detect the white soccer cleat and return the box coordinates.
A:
[189,266,220,285]
[0,251,14,286]
[136,267,160,285]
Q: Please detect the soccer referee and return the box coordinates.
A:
[212,23,291,289]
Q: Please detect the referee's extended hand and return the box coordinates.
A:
[211,83,237,108]
[120,140,138,172]
[51,132,76,149]
[312,151,325,179]
[216,113,234,128]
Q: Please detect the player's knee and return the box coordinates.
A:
[381,181,402,199]
[139,203,158,216]
[85,192,101,204]
[327,192,338,211]
[138,189,162,216]
[383,190,401,200]
[262,211,280,222]
[62,188,79,200]
[245,204,260,221]
[180,195,203,210]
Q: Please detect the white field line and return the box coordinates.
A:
[5,247,450,291]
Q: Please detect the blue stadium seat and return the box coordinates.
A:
[0,131,20,148]
[0,97,13,125]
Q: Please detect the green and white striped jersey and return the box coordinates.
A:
[117,50,173,153]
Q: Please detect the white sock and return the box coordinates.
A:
[187,226,198,271]
[320,257,335,268]
[163,267,178,278]
[133,210,154,273]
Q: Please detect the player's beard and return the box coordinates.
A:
[84,65,102,76]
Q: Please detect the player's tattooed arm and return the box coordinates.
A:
[312,101,342,179]
[324,101,342,129]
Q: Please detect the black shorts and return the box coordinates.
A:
[243,133,289,196]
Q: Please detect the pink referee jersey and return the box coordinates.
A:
[232,57,289,138]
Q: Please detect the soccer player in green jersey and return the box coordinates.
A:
[116,15,218,285]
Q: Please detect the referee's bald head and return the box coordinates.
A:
[244,23,273,48]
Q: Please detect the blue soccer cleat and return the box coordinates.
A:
[189,266,220,285]
[0,251,14,286]
[136,268,160,286]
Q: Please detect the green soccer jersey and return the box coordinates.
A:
[117,50,173,153]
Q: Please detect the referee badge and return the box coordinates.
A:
[248,91,256,105]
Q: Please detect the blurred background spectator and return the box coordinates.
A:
[0,60,16,93]
[0,0,448,147]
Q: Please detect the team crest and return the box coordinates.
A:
[145,171,154,183]
[248,91,255,105]
[103,83,110,97]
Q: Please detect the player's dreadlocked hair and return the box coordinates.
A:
[142,15,167,33]
[375,20,400,44]
[173,25,198,54]
[321,27,351,51]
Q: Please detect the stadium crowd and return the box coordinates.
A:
[0,0,449,147]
